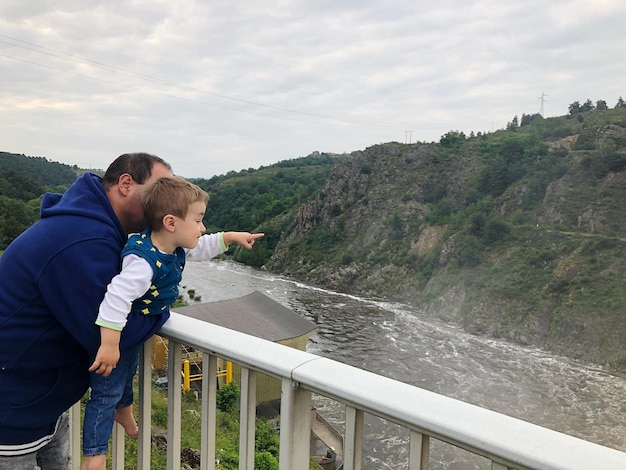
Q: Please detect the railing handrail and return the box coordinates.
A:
[69,310,626,469]
[160,311,626,470]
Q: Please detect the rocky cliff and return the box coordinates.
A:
[266,114,626,370]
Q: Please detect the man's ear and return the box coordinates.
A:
[162,214,176,233]
[118,173,133,196]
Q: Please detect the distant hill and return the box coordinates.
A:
[0,152,81,189]
[265,108,626,369]
[0,152,82,248]
[189,152,345,266]
[0,150,343,254]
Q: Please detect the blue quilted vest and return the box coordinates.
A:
[121,230,186,316]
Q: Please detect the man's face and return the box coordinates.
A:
[126,163,173,233]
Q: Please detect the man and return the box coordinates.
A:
[0,153,173,469]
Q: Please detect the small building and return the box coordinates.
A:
[153,290,317,404]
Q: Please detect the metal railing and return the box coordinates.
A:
[69,311,626,469]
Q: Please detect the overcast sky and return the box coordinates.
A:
[1,1,625,178]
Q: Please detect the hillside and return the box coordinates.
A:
[191,152,344,266]
[0,152,80,249]
[265,108,626,369]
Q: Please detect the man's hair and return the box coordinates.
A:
[142,176,209,231]
[102,153,172,189]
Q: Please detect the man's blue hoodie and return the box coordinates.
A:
[0,172,169,450]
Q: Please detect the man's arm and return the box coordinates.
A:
[39,237,125,355]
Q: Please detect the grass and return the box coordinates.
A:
[79,379,322,469]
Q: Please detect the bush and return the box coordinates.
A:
[217,382,240,413]
[255,419,279,456]
[427,197,456,223]
[483,217,511,244]
[454,234,483,267]
[255,451,279,470]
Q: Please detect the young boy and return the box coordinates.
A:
[81,176,263,470]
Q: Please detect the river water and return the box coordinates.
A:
[181,259,626,469]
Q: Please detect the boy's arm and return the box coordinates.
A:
[89,254,153,376]
[89,327,122,376]
[186,232,264,261]
[223,231,264,249]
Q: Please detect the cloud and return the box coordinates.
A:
[1,0,625,177]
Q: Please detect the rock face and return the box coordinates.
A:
[267,142,452,296]
[265,132,626,369]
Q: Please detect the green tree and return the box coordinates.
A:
[580,99,595,112]
[439,130,466,148]
[506,115,519,130]
[568,101,581,115]
[454,234,482,267]
[520,113,542,127]
[478,155,510,197]
[427,197,456,223]
[483,216,511,244]
[0,195,38,248]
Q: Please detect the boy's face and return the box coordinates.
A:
[175,201,207,249]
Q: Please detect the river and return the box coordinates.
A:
[181,259,626,469]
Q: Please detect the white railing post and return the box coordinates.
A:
[111,424,124,469]
[409,430,429,470]
[201,353,218,470]
[491,462,511,470]
[278,378,312,470]
[138,339,153,469]
[68,402,81,470]
[344,405,364,470]
[239,367,257,469]
[291,383,312,470]
[166,340,182,470]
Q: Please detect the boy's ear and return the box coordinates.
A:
[162,214,176,232]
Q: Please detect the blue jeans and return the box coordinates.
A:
[82,345,139,456]
[0,413,70,470]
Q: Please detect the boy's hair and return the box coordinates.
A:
[102,152,171,189]
[142,176,209,231]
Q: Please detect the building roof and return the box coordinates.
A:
[173,290,317,342]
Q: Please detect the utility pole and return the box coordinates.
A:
[539,92,547,116]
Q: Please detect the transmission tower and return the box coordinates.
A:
[539,92,548,116]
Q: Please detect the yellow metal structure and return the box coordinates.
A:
[155,335,230,391]
[181,358,233,392]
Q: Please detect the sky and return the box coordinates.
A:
[1,1,625,178]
